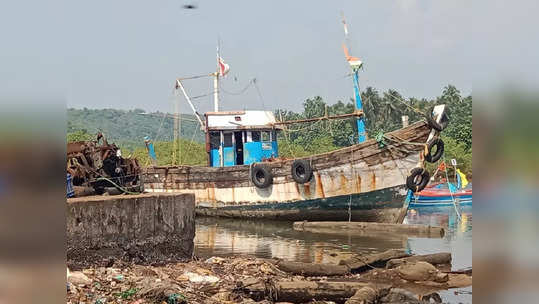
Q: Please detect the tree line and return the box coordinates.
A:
[67,85,472,175]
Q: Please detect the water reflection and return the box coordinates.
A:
[195,206,471,265]
[195,217,408,264]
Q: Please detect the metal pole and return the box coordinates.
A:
[213,73,219,112]
[176,79,204,126]
[352,70,367,143]
[214,41,220,112]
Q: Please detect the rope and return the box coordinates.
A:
[374,131,386,148]
[443,154,461,220]
[180,122,201,165]
[252,79,267,110]
[220,78,254,95]
[386,91,426,117]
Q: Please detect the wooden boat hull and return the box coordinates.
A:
[196,185,410,223]
[142,121,432,223]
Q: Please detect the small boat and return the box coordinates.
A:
[411,182,472,207]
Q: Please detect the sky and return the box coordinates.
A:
[1,0,538,113]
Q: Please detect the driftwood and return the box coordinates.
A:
[270,249,409,276]
[339,249,410,271]
[345,285,378,304]
[241,279,390,303]
[273,260,349,276]
[294,221,445,238]
[386,253,452,269]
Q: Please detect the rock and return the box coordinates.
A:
[212,290,233,302]
[67,271,92,286]
[205,256,226,264]
[396,262,448,282]
[195,267,212,275]
[446,273,472,288]
[182,271,219,283]
[380,288,419,303]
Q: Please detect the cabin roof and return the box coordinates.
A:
[205,110,283,130]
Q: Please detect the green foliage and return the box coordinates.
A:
[131,139,207,166]
[114,288,138,300]
[67,108,204,152]
[426,136,472,177]
[67,129,94,142]
[67,85,472,176]
[276,84,472,174]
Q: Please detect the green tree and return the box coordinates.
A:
[67,129,94,142]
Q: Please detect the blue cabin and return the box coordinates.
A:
[205,111,281,167]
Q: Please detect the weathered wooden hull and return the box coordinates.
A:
[142,121,432,223]
[196,185,409,223]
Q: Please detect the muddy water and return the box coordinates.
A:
[195,205,472,303]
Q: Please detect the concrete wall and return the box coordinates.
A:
[67,193,195,269]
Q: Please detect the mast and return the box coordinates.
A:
[352,70,367,143]
[341,14,367,143]
[213,74,219,112]
[214,43,220,112]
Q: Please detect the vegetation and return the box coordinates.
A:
[130,139,206,166]
[276,85,472,175]
[67,108,203,151]
[67,85,472,175]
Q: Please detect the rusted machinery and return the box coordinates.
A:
[67,133,142,196]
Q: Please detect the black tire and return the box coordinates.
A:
[426,105,450,132]
[251,165,273,188]
[406,167,430,192]
[291,159,313,184]
[425,138,444,163]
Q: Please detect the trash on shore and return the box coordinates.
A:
[67,250,471,304]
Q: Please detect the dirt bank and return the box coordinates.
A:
[67,251,471,304]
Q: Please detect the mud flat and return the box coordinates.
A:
[66,193,195,269]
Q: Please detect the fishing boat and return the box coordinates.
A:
[410,183,472,207]
[141,19,450,223]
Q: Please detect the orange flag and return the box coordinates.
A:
[438,162,446,171]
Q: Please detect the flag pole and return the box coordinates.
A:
[341,13,367,143]
[214,40,220,112]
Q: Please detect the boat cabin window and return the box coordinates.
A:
[261,131,271,142]
[209,132,220,150]
[223,132,233,147]
[251,131,261,142]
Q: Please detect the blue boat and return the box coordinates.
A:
[411,182,472,207]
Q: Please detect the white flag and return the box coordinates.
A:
[219,57,230,76]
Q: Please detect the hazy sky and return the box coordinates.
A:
[2,0,538,113]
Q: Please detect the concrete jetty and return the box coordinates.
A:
[67,193,195,268]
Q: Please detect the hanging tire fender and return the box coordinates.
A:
[425,138,444,163]
[251,165,273,188]
[406,167,430,192]
[291,159,313,184]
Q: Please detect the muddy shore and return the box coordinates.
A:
[67,251,471,304]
